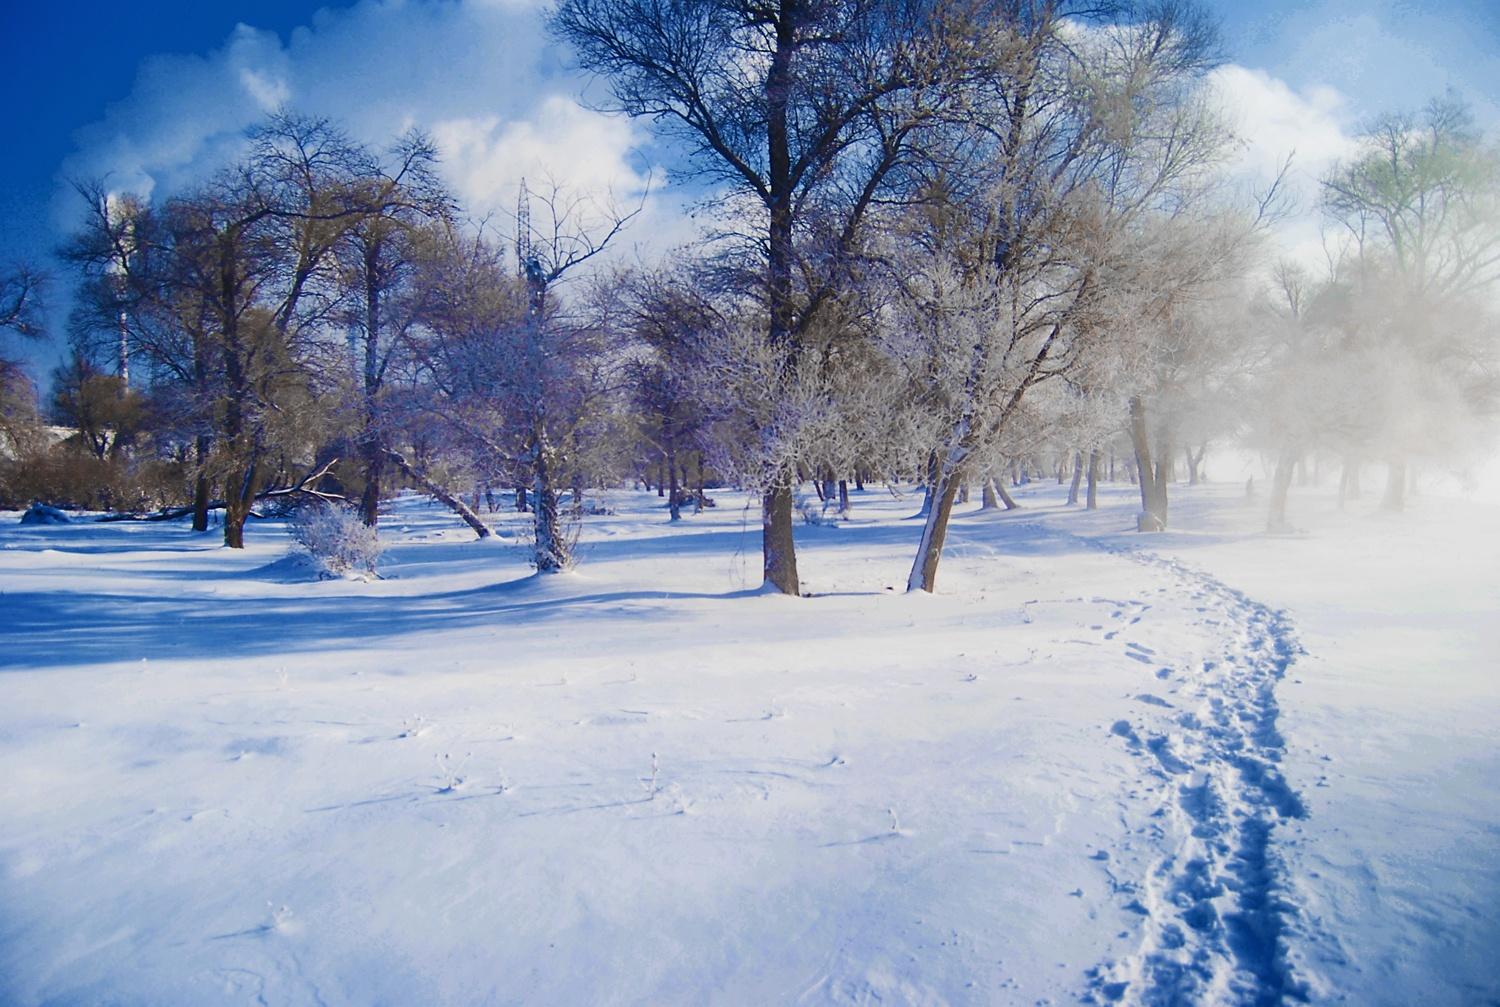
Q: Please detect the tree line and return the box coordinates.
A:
[1,0,1496,593]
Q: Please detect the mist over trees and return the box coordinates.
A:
[2,2,1497,591]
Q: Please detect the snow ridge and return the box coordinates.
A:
[1090,550,1313,1006]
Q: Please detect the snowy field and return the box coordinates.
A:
[1,476,1497,1006]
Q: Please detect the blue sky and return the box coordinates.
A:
[2,0,1497,381]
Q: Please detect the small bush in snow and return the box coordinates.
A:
[289,503,381,578]
[20,502,70,524]
[799,499,833,526]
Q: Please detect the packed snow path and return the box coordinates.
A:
[1084,547,1311,1006]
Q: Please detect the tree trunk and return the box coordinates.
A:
[762,477,799,595]
[515,485,529,512]
[1268,445,1298,532]
[385,449,490,539]
[837,479,850,517]
[908,460,964,593]
[192,435,211,532]
[981,478,1000,510]
[1086,449,1100,510]
[359,243,384,528]
[223,462,258,550]
[1066,451,1083,506]
[1382,459,1407,512]
[532,434,566,572]
[1338,455,1361,508]
[192,474,211,532]
[358,437,383,527]
[1130,396,1167,531]
[915,451,938,518]
[753,15,802,596]
[996,481,1020,510]
[666,432,681,521]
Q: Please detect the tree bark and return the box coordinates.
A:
[532,431,566,572]
[192,473,211,532]
[1086,449,1100,510]
[755,12,802,596]
[837,478,850,517]
[359,439,384,527]
[1130,396,1167,531]
[192,433,211,532]
[907,461,964,593]
[981,478,1000,510]
[1268,445,1298,532]
[666,427,681,521]
[915,450,937,518]
[223,460,259,550]
[1066,451,1083,506]
[762,477,799,595]
[358,241,384,527]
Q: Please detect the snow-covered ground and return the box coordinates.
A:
[1,475,1496,1005]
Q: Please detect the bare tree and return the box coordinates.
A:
[0,263,48,380]
[552,0,990,594]
[514,181,638,571]
[335,130,455,526]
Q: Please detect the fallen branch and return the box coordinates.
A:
[96,459,346,522]
[384,448,492,540]
[259,457,345,503]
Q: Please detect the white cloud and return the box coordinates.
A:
[1209,65,1355,186]
[1207,64,1359,269]
[57,0,665,258]
[238,66,291,111]
[432,96,649,221]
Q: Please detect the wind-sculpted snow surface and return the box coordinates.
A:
[1085,548,1313,1005]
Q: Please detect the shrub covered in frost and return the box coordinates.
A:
[289,502,381,578]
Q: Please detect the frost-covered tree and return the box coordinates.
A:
[1321,93,1500,511]
[552,0,995,595]
[895,2,1230,590]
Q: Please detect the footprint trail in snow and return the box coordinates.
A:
[1086,547,1314,1006]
